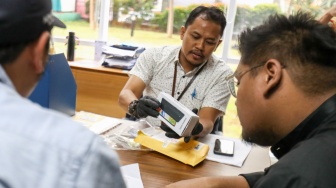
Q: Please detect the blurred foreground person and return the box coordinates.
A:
[0,0,125,187]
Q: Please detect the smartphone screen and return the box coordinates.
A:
[213,139,235,156]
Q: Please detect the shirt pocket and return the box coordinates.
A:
[184,87,205,111]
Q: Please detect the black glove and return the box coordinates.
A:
[160,108,203,143]
[136,96,161,118]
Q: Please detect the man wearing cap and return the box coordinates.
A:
[0,0,126,187]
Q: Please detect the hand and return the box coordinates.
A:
[327,6,336,17]
[160,108,203,143]
[320,6,336,24]
[136,96,161,118]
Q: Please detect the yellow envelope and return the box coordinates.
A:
[134,130,209,166]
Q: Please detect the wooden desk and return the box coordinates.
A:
[69,60,129,118]
[117,146,270,187]
[75,112,271,188]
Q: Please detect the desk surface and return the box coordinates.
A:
[74,113,271,188]
[117,145,270,187]
[68,59,129,75]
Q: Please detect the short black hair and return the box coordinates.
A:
[0,39,50,65]
[0,44,28,65]
[0,0,65,46]
[238,11,336,95]
[185,6,226,37]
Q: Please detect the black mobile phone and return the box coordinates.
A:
[214,139,235,156]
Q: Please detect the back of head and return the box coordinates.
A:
[0,0,66,64]
[185,6,226,37]
[238,11,336,95]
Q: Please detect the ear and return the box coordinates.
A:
[180,26,186,40]
[262,59,283,98]
[214,39,222,51]
[31,31,50,74]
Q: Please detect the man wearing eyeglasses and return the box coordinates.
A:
[166,11,336,188]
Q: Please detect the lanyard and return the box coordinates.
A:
[171,62,206,101]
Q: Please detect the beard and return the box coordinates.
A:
[241,126,280,147]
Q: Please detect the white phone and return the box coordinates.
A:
[213,139,235,156]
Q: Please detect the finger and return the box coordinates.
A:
[143,99,160,109]
[165,132,181,139]
[160,123,173,132]
[184,136,191,143]
[143,107,159,117]
[136,108,148,118]
[191,123,203,135]
[144,96,161,106]
[160,122,180,138]
[192,108,198,114]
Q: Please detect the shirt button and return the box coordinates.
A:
[177,92,180,95]
[182,76,185,78]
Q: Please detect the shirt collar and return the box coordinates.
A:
[0,65,15,89]
[271,94,336,159]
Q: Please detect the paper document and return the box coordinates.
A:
[121,163,144,188]
[198,134,252,167]
[102,45,140,58]
[102,58,136,70]
[73,111,122,134]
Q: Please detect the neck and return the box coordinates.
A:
[270,88,336,141]
[2,56,36,98]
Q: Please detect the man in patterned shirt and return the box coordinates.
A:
[119,6,233,142]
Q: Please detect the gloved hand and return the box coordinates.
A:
[160,108,203,143]
[136,96,161,118]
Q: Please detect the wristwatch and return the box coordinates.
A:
[128,100,139,118]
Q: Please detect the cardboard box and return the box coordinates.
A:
[157,92,199,137]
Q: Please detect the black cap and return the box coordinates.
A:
[0,0,66,46]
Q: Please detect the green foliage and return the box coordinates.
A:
[151,3,279,33]
[234,4,280,33]
[152,3,227,33]
[288,0,336,17]
[118,0,155,21]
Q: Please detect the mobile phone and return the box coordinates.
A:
[214,139,235,156]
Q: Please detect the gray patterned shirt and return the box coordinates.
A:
[130,46,233,127]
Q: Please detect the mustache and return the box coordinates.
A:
[190,50,204,58]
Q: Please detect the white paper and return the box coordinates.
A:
[102,46,137,57]
[198,134,252,167]
[121,163,144,188]
[74,111,123,134]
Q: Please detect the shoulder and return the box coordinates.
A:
[141,46,179,58]
[259,133,336,187]
[0,93,99,154]
[205,55,233,78]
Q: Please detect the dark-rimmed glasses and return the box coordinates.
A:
[225,64,265,98]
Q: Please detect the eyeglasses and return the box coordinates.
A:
[225,64,265,98]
